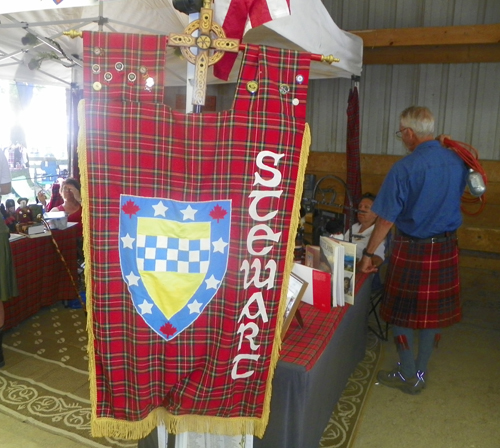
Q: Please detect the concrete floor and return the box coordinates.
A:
[352,267,500,448]
[0,267,498,448]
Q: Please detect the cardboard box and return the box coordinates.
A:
[292,263,332,313]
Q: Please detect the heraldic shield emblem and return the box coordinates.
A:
[119,195,231,341]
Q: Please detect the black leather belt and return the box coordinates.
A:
[395,231,457,244]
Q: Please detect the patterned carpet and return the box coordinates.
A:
[320,330,381,448]
[0,302,135,448]
[0,302,381,448]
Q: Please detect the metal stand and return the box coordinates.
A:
[368,287,389,341]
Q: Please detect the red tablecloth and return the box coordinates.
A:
[5,225,80,330]
[279,271,370,370]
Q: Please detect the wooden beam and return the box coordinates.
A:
[351,24,500,47]
[363,43,500,65]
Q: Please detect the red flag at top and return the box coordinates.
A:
[213,0,291,80]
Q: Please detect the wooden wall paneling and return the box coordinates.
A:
[306,152,500,261]
[442,64,474,139]
[415,65,441,120]
[424,0,454,26]
[310,77,351,154]
[359,66,389,155]
[362,44,500,65]
[387,65,420,155]
[213,83,236,112]
[333,81,349,153]
[305,81,321,151]
[308,79,335,152]
[338,0,368,31]
[352,24,500,47]
[314,79,332,153]
[330,80,347,153]
[367,0,396,29]
[484,0,500,24]
[463,63,480,146]
[458,226,500,253]
[472,64,500,161]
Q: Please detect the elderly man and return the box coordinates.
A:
[359,106,467,395]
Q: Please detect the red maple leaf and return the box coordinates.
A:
[209,204,227,223]
[160,322,177,338]
[122,200,140,218]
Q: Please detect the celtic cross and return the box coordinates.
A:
[168,0,240,107]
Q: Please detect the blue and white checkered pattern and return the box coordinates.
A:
[137,235,210,274]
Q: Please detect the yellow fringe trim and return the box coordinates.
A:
[81,105,311,439]
[77,100,99,427]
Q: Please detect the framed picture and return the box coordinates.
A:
[281,272,308,340]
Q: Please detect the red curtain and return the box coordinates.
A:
[344,85,362,228]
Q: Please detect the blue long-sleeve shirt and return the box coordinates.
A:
[372,139,468,238]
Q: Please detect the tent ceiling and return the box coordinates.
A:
[0,0,362,88]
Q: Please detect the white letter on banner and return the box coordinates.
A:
[248,190,283,221]
[253,151,284,187]
[231,354,261,379]
[240,259,277,290]
[236,322,261,350]
[247,224,281,256]
[238,291,269,323]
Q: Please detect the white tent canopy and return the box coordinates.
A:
[0,0,362,89]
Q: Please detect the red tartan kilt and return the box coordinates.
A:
[380,237,461,329]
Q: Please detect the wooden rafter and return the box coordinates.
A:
[350,24,500,65]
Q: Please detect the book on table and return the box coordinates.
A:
[292,263,332,313]
[319,236,345,307]
[319,236,358,306]
[27,224,46,235]
[332,238,357,305]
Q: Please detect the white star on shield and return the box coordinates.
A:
[138,299,153,314]
[212,237,228,254]
[126,271,140,286]
[187,300,202,314]
[205,275,220,290]
[180,204,197,221]
[121,233,135,249]
[152,201,168,217]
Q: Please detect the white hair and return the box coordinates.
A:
[400,106,435,139]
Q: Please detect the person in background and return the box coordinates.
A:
[344,193,385,266]
[40,154,58,184]
[358,106,467,395]
[0,149,19,367]
[0,199,17,233]
[325,216,345,240]
[38,182,64,212]
[38,177,82,233]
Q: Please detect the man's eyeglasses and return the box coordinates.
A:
[395,127,409,138]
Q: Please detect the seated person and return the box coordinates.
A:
[325,216,345,240]
[1,199,17,233]
[344,193,386,267]
[38,182,63,212]
[38,177,82,233]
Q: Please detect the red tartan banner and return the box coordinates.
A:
[80,32,311,438]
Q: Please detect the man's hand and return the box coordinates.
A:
[37,190,47,205]
[358,255,378,274]
[437,134,452,147]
